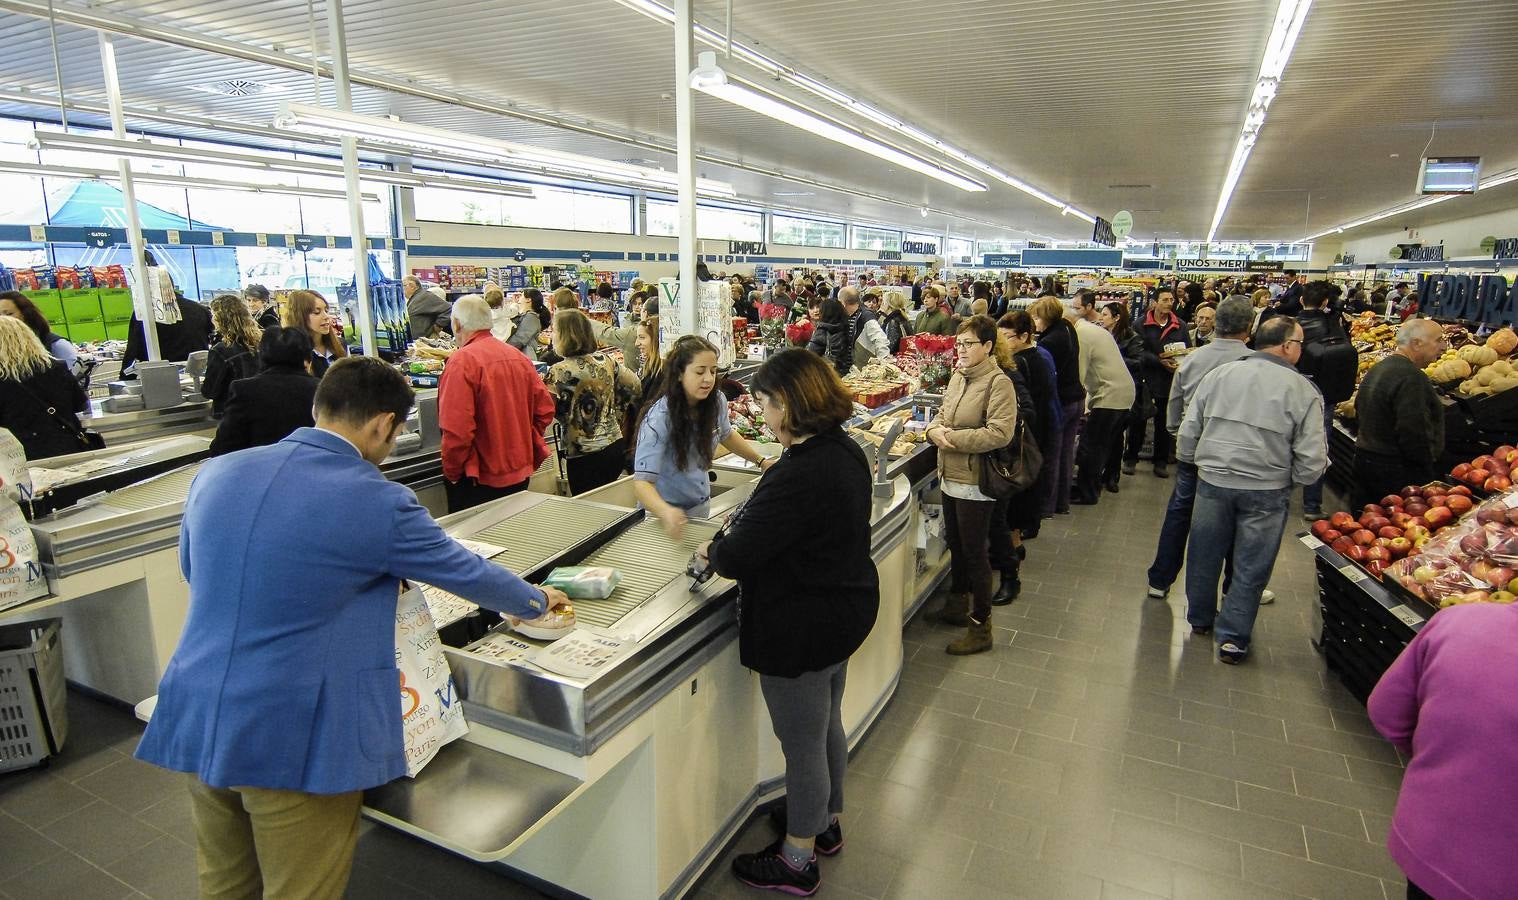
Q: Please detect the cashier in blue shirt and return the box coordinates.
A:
[633,335,773,539]
[135,356,571,900]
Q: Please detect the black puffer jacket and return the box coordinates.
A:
[807,320,851,376]
[1036,318,1085,406]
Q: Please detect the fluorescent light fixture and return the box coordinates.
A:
[689,54,985,192]
[1206,0,1313,242]
[616,3,1093,217]
[0,159,380,201]
[30,130,537,198]
[1298,166,1518,241]
[272,102,736,197]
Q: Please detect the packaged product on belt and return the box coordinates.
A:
[543,565,623,600]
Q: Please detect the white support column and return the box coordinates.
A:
[98,32,159,362]
[673,0,698,339]
[324,0,377,357]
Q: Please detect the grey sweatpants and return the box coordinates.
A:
[759,661,848,838]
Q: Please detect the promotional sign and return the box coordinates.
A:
[1492,237,1518,260]
[294,237,315,253]
[85,229,114,249]
[1091,217,1116,247]
[1420,272,1517,325]
[728,240,766,256]
[981,253,1021,268]
[1175,258,1247,271]
[580,251,592,263]
[902,240,938,255]
[1111,210,1134,240]
[656,277,735,367]
[1408,245,1445,262]
[514,249,528,262]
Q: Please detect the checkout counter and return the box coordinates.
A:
[361,433,918,899]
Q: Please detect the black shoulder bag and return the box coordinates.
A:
[15,380,106,452]
[977,374,1042,499]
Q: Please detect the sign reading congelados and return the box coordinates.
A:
[1420,272,1518,325]
[902,240,937,255]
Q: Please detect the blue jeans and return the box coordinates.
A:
[1185,480,1291,649]
[1301,404,1335,512]
[1146,462,1236,592]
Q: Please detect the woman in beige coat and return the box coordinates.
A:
[924,314,1017,654]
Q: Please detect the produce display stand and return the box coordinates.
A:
[1298,532,1427,703]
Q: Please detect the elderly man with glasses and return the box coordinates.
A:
[1352,318,1448,508]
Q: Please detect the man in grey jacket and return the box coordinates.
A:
[1178,316,1327,664]
[404,276,452,341]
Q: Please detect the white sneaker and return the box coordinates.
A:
[1146,585,1168,600]
[506,605,577,641]
[1260,589,1276,606]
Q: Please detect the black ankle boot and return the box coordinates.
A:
[992,569,1021,606]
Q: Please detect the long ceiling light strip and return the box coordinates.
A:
[29,130,537,198]
[689,55,984,193]
[612,0,1092,217]
[0,158,379,200]
[1299,167,1518,241]
[1205,0,1313,243]
[272,102,737,197]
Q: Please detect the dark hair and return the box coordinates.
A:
[972,281,991,300]
[1255,315,1299,350]
[522,288,551,328]
[818,297,846,325]
[595,282,615,300]
[259,326,315,368]
[1155,286,1175,301]
[749,348,853,438]
[998,310,1035,339]
[1302,280,1341,309]
[313,356,415,430]
[957,314,998,344]
[1074,288,1096,310]
[552,309,598,357]
[243,283,270,301]
[659,335,721,472]
[696,261,713,281]
[630,290,648,303]
[1102,301,1134,340]
[0,290,54,345]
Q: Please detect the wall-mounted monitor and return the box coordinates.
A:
[1418,157,1481,195]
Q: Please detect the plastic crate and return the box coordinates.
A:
[0,618,67,773]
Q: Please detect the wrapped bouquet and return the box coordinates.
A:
[757,303,788,350]
[785,319,814,347]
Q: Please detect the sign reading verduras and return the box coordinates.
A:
[1419,272,1518,326]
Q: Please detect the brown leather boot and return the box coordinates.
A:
[946,617,993,655]
[926,592,972,628]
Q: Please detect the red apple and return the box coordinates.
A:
[1351,529,1377,546]
[1322,529,1343,542]
[1404,502,1429,517]
[1507,450,1518,466]
[1311,519,1332,537]
[1506,508,1518,527]
[1461,532,1490,556]
[1408,516,1431,529]
[1477,506,1508,525]
[1388,537,1413,558]
[1468,468,1491,485]
[1425,494,1448,509]
[1447,495,1474,515]
[1474,455,1496,471]
[1362,503,1387,518]
[1364,516,1391,532]
[1452,463,1473,480]
[1366,559,1387,578]
[1496,445,1515,459]
[1486,475,1512,493]
[1404,525,1432,543]
[1450,485,1474,497]
[1344,544,1367,562]
[1378,525,1403,540]
[1486,566,1516,588]
[1381,494,1405,508]
[1330,536,1354,554]
[1426,507,1455,529]
[1391,511,1414,527]
[1330,511,1357,531]
[1400,485,1425,498]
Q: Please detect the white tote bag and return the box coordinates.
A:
[395,582,470,777]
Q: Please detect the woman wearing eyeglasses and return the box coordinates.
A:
[923,315,1016,655]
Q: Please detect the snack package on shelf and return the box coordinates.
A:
[1388,486,1518,607]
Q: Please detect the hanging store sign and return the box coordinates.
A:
[902,240,938,255]
[294,237,315,253]
[728,240,766,256]
[1492,238,1518,260]
[1245,261,1285,272]
[1027,241,1048,249]
[1091,217,1116,247]
[1175,258,1247,271]
[981,253,1021,267]
[1111,210,1134,240]
[85,229,115,248]
[877,250,903,260]
[513,249,528,262]
[1420,272,1517,325]
[1408,245,1445,262]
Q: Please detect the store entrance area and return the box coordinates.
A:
[0,471,1404,900]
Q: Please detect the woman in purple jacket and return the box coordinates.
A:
[1368,603,1518,900]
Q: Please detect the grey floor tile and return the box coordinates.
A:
[1304,827,1405,882]
[965,842,1104,899]
[1240,844,1388,900]
[38,800,166,869]
[1236,784,1370,839]
[102,834,199,899]
[0,809,68,881]
[1343,755,1406,791]
[1109,810,1243,877]
[0,771,97,830]
[1120,755,1238,808]
[1292,769,1402,817]
[1174,796,1308,857]
[2,850,135,900]
[1038,827,1175,897]
[73,759,188,816]
[1171,862,1307,900]
[1177,741,1296,793]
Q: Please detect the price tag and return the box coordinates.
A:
[284,233,297,248]
[211,232,225,246]
[165,229,180,245]
[1388,604,1425,627]
[1338,564,1369,583]
[1299,534,1324,549]
[255,233,268,247]
[29,225,47,241]
[326,235,337,249]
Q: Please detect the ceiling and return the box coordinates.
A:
[0,0,1513,245]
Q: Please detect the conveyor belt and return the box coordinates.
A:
[477,502,625,575]
[100,465,202,512]
[571,520,717,628]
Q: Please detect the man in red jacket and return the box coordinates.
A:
[439,294,554,512]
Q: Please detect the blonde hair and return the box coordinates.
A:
[483,284,506,309]
[1251,288,1271,307]
[551,287,580,310]
[0,315,54,382]
[638,316,663,379]
[284,290,348,359]
[970,298,989,317]
[883,292,909,315]
[1028,296,1066,329]
[553,309,599,357]
[211,293,262,355]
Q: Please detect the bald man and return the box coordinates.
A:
[1352,318,1447,508]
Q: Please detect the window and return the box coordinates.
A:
[851,225,901,252]
[770,214,845,248]
[976,240,1021,257]
[414,179,632,234]
[904,232,942,253]
[645,200,763,241]
[944,237,974,261]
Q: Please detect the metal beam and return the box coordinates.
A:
[673,0,697,342]
[323,0,376,358]
[98,32,158,362]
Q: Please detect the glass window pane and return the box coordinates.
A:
[52,244,199,300]
[0,243,49,269]
[0,173,45,222]
[416,181,630,235]
[186,188,303,234]
[40,176,191,229]
[646,199,676,237]
[851,225,901,252]
[770,214,845,248]
[977,240,1021,256]
[945,237,974,261]
[904,232,941,250]
[645,200,760,241]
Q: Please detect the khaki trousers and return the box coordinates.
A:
[188,778,363,900]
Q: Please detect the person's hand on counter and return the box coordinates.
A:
[696,540,711,564]
[541,585,572,613]
[657,504,688,541]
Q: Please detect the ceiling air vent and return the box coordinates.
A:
[192,79,284,98]
[1107,183,1152,189]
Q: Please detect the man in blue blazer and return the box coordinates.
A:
[136,356,570,900]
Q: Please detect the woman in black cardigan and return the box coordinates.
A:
[209,328,319,456]
[0,316,89,460]
[1030,296,1084,517]
[698,349,878,896]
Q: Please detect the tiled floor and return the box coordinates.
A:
[0,467,1407,899]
